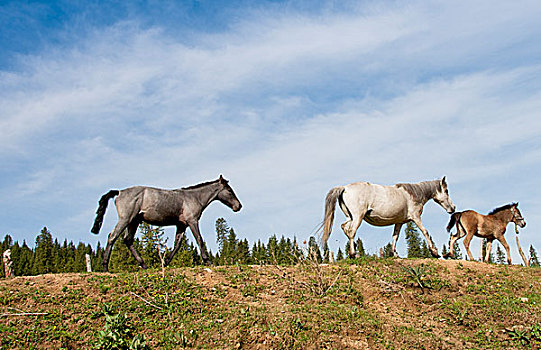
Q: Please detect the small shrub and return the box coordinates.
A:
[95,304,149,350]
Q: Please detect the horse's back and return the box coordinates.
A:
[344,182,406,204]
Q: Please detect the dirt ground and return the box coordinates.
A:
[1,259,540,349]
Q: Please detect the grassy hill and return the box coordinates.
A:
[1,258,540,349]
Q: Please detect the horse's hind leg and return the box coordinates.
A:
[103,218,130,272]
[339,198,365,258]
[341,215,364,258]
[124,220,147,269]
[164,224,187,266]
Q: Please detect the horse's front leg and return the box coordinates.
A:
[411,217,440,258]
[391,223,403,257]
[164,224,187,266]
[188,221,211,265]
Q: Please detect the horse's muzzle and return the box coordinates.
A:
[233,203,242,212]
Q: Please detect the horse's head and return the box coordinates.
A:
[433,176,456,214]
[511,203,526,228]
[216,175,242,212]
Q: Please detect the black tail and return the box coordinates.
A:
[446,212,461,232]
[91,190,119,234]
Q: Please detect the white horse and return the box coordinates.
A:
[322,177,455,258]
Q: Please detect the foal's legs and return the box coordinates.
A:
[484,238,494,263]
[445,227,466,258]
[462,231,476,261]
[496,234,512,265]
[391,223,403,257]
[411,216,439,258]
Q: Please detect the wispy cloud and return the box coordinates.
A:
[1,0,540,262]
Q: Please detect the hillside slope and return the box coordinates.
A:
[1,258,540,349]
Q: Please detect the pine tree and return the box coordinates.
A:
[481,239,494,263]
[420,241,432,258]
[215,218,229,253]
[322,241,330,263]
[73,242,89,272]
[64,241,76,272]
[405,222,422,258]
[442,244,448,258]
[267,235,279,264]
[251,240,268,265]
[33,227,56,274]
[237,239,251,265]
[529,245,540,267]
[355,238,366,257]
[93,241,105,272]
[16,240,34,276]
[496,244,506,264]
[447,240,463,260]
[140,222,167,268]
[336,248,344,261]
[308,236,322,263]
[109,235,138,272]
[169,234,197,267]
[382,243,394,258]
[223,227,239,265]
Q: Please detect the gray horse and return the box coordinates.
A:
[322,177,455,258]
[91,175,242,271]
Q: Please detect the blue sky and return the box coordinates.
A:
[1,0,540,263]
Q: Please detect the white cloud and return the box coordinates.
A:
[1,0,540,263]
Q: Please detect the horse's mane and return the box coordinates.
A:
[396,180,441,204]
[488,203,517,215]
[182,179,220,190]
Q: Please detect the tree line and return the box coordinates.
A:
[1,220,539,277]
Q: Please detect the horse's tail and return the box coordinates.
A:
[322,186,345,245]
[446,212,461,233]
[91,190,119,234]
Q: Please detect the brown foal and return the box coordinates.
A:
[443,203,526,264]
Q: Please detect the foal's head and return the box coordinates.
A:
[216,175,242,212]
[432,176,456,214]
[511,203,526,228]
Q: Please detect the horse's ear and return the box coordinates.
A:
[441,176,447,188]
[219,175,228,184]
